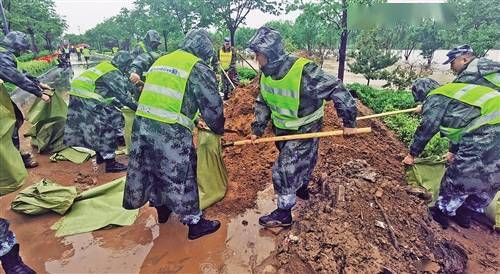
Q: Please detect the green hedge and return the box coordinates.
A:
[237,67,257,81]
[348,83,449,157]
[5,60,57,93]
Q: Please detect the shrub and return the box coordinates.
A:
[237,67,257,81]
[349,83,449,157]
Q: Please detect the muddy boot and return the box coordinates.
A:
[0,244,35,274]
[155,205,172,224]
[188,218,221,240]
[452,206,472,228]
[21,153,38,168]
[105,159,127,173]
[296,184,310,200]
[430,206,449,229]
[259,208,293,228]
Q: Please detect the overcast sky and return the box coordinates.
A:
[54,0,301,34]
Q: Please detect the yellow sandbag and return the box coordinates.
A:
[0,82,27,195]
[196,129,227,210]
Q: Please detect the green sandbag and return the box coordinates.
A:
[405,156,446,204]
[11,179,77,215]
[51,177,139,237]
[25,116,66,154]
[406,156,499,228]
[24,91,68,154]
[0,83,27,195]
[197,129,227,210]
[121,107,135,155]
[25,90,68,124]
[50,147,95,164]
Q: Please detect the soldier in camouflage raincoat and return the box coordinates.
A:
[64,51,137,173]
[129,30,162,86]
[215,37,239,100]
[0,31,53,168]
[247,27,358,228]
[123,29,225,240]
[445,45,499,91]
[404,77,500,229]
[0,31,43,274]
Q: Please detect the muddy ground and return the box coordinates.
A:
[0,58,498,273]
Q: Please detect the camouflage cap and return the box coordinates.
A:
[224,37,230,43]
[411,78,440,103]
[143,30,162,50]
[1,31,30,53]
[247,26,285,64]
[443,44,474,65]
[111,50,133,73]
[180,29,215,63]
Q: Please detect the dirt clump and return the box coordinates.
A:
[275,159,468,273]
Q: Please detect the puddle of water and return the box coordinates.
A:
[15,186,278,273]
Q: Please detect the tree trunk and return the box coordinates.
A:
[162,30,168,52]
[230,27,236,47]
[28,33,38,53]
[367,78,370,86]
[337,0,348,81]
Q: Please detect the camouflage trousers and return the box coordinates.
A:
[437,124,500,215]
[273,121,322,209]
[64,97,122,159]
[123,117,202,224]
[0,219,16,257]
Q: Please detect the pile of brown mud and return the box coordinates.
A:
[208,79,278,216]
[211,79,497,273]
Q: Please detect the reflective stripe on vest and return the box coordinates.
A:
[219,48,232,70]
[428,83,500,141]
[0,46,18,68]
[69,61,118,103]
[260,58,323,130]
[484,72,500,88]
[136,49,200,131]
[139,41,148,53]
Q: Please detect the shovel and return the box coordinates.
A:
[223,127,372,147]
[356,107,419,121]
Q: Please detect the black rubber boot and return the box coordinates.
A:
[155,205,172,224]
[430,206,449,229]
[21,153,38,169]
[296,184,310,200]
[452,206,472,228]
[0,244,36,274]
[95,153,105,164]
[105,159,127,173]
[188,218,221,240]
[258,208,293,228]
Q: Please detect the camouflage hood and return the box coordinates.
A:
[247,26,286,76]
[412,78,440,103]
[180,29,214,63]
[0,31,30,55]
[111,50,133,73]
[143,30,162,51]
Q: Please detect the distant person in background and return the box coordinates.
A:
[76,46,82,61]
[216,37,239,100]
[443,44,500,91]
[83,46,91,68]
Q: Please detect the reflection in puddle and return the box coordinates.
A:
[41,187,278,273]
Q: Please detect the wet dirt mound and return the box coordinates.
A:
[276,159,468,273]
[207,78,278,216]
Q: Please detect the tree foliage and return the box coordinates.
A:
[348,30,398,86]
[1,0,67,51]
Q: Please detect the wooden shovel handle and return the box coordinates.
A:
[224,127,372,147]
[356,107,419,121]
